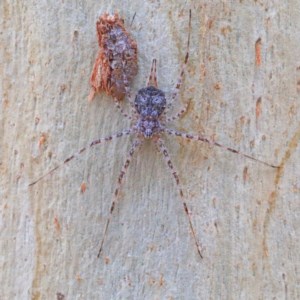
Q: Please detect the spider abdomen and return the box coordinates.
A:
[135,86,166,118]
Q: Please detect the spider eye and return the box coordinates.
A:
[141,108,148,116]
[151,111,158,117]
[152,97,161,105]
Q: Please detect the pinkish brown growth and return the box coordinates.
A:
[88,12,138,102]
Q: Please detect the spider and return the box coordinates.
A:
[29,10,277,259]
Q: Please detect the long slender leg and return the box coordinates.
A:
[97,138,143,257]
[165,128,279,168]
[114,99,133,120]
[28,129,133,187]
[165,9,192,114]
[146,59,158,88]
[164,98,191,123]
[124,86,139,116]
[154,137,203,259]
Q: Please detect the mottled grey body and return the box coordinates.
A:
[134,86,166,138]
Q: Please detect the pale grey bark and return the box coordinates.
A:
[1,1,299,299]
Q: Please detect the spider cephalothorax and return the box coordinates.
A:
[134,86,166,138]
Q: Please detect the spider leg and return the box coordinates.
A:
[124,86,139,117]
[113,98,134,120]
[28,129,134,187]
[164,9,192,114]
[154,137,203,259]
[165,128,279,168]
[146,58,158,88]
[164,98,191,123]
[97,138,143,257]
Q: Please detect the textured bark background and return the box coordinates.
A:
[1,1,299,299]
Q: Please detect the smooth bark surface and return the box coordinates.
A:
[1,1,299,299]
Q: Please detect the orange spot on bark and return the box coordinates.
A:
[214,83,221,90]
[255,38,262,66]
[207,19,214,29]
[76,274,83,282]
[243,166,249,183]
[220,26,232,36]
[256,97,262,119]
[34,117,40,125]
[159,274,165,286]
[80,182,87,193]
[38,133,47,148]
[54,217,61,233]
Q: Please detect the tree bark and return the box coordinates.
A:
[1,1,299,299]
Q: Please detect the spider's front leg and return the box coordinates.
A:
[146,58,158,88]
[163,98,191,123]
[113,98,134,120]
[113,85,138,120]
[164,9,192,115]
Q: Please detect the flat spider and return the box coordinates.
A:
[29,10,277,259]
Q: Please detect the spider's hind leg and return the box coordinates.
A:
[154,136,203,259]
[97,138,143,257]
[28,129,134,187]
[165,128,279,169]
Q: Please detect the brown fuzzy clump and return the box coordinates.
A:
[88,12,138,102]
